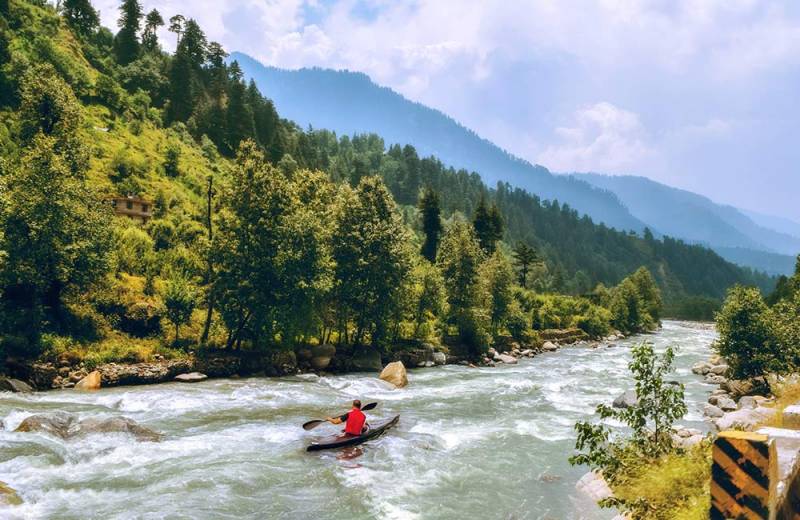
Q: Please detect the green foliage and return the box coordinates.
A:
[333,176,413,345]
[62,0,100,36]
[437,219,488,354]
[114,0,142,65]
[141,9,163,52]
[162,273,196,344]
[715,285,798,378]
[410,260,447,339]
[608,443,711,520]
[115,224,154,275]
[163,144,180,177]
[1,68,112,347]
[472,197,503,254]
[570,342,687,483]
[418,186,442,262]
[481,250,515,334]
[608,268,661,334]
[512,241,540,287]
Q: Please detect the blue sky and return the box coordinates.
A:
[95,0,800,221]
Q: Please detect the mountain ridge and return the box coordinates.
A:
[230,52,649,234]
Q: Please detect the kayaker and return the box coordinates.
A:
[326,400,368,435]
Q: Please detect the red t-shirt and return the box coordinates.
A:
[339,407,366,435]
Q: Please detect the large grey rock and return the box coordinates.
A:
[542,341,558,352]
[710,364,729,376]
[705,374,727,385]
[496,354,518,364]
[737,396,760,410]
[351,347,383,372]
[722,377,770,399]
[782,405,800,430]
[613,390,638,409]
[379,361,408,388]
[432,351,447,365]
[715,407,777,431]
[310,344,336,370]
[174,372,208,383]
[15,412,162,441]
[0,377,33,393]
[708,395,737,411]
[691,362,712,375]
[704,404,724,418]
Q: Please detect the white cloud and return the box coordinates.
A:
[537,102,654,173]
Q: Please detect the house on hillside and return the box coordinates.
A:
[110,195,153,224]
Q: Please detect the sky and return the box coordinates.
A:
[94,0,800,221]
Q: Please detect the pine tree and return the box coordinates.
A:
[418,186,442,262]
[114,0,143,65]
[62,0,100,35]
[473,197,504,253]
[512,242,540,287]
[141,9,164,51]
[225,62,255,154]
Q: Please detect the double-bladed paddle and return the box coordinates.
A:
[302,402,378,431]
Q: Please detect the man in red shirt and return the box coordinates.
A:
[326,399,368,435]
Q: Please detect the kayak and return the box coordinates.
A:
[306,415,400,452]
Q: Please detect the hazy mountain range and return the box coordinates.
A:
[232,52,798,276]
[571,174,800,276]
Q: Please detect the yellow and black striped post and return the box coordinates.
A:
[711,431,771,520]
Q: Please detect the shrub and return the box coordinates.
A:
[715,285,790,378]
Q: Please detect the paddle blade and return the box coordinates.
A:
[302,419,325,431]
[362,402,378,411]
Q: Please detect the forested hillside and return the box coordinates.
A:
[231,52,648,233]
[0,0,773,368]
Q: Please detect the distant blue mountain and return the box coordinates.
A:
[572,173,799,275]
[231,52,647,233]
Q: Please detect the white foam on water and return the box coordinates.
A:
[0,320,717,519]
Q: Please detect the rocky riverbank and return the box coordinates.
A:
[0,328,624,393]
[693,356,779,431]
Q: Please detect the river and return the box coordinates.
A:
[0,320,717,519]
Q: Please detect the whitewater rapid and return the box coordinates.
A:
[0,321,717,519]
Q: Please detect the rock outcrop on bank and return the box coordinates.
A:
[695,355,778,432]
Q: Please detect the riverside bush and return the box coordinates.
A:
[570,342,687,483]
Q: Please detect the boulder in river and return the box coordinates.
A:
[0,377,33,393]
[351,347,383,372]
[174,372,208,383]
[0,480,22,506]
[432,351,447,366]
[310,344,336,371]
[15,411,75,438]
[75,370,101,391]
[379,361,408,388]
[613,390,638,409]
[542,341,558,352]
[15,412,162,441]
[496,354,517,365]
[691,361,712,375]
[75,417,163,442]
